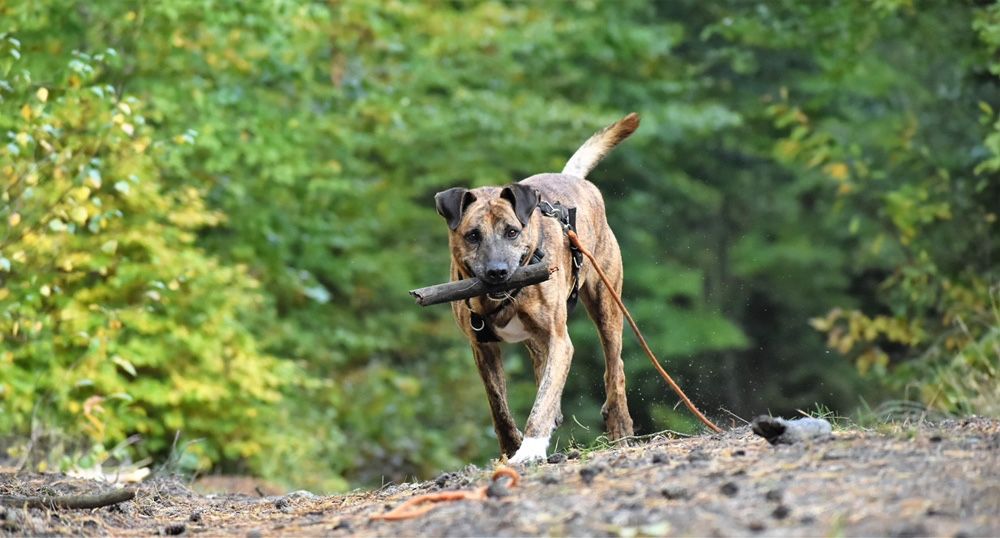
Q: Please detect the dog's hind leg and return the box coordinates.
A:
[580,249,635,441]
[472,342,522,457]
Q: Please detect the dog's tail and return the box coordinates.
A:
[561,112,640,179]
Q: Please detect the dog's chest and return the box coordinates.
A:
[494,315,530,343]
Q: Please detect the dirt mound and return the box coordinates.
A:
[2,418,998,536]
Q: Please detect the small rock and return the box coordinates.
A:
[164,523,186,536]
[733,449,746,456]
[800,515,816,525]
[0,510,18,533]
[246,530,263,538]
[433,472,453,488]
[748,521,766,533]
[188,511,202,523]
[566,449,581,460]
[929,434,943,443]
[660,487,689,500]
[765,488,783,502]
[333,520,352,532]
[274,497,290,510]
[579,466,602,485]
[541,474,560,485]
[547,452,567,464]
[772,505,790,520]
[486,479,511,498]
[720,482,739,497]
[651,452,668,464]
[687,449,710,462]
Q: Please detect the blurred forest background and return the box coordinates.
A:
[1,0,997,492]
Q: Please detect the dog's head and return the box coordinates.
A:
[435,184,539,285]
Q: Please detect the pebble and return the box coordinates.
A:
[434,472,453,488]
[660,487,689,500]
[748,521,766,532]
[547,453,567,464]
[0,509,18,533]
[188,511,202,523]
[772,505,790,520]
[579,466,602,485]
[333,520,352,532]
[566,449,582,460]
[274,497,290,510]
[486,479,511,498]
[651,452,668,464]
[720,482,739,497]
[687,449,710,462]
[164,523,186,535]
[246,530,263,538]
[765,488,783,502]
[541,473,560,485]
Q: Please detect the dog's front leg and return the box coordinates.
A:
[509,328,573,464]
[472,342,522,458]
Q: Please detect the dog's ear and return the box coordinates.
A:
[435,187,477,231]
[500,184,539,227]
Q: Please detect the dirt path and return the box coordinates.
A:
[2,418,998,536]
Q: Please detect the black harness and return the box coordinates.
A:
[466,200,582,343]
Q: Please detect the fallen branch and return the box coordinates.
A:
[409,264,556,306]
[0,488,135,510]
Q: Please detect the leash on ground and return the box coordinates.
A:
[565,229,723,434]
[370,467,520,521]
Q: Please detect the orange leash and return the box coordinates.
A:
[567,230,722,433]
[371,467,521,521]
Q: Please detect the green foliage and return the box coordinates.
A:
[1,0,996,491]
[0,37,287,472]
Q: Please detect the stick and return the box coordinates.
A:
[0,488,136,510]
[409,264,556,306]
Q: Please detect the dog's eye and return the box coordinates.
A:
[504,226,520,239]
[464,229,482,244]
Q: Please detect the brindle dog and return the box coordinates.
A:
[434,113,640,463]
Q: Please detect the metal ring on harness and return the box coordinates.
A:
[470,316,485,332]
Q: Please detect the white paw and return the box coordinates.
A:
[509,436,549,464]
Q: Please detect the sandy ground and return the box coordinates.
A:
[1,417,998,537]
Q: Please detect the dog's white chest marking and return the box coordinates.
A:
[494,315,530,343]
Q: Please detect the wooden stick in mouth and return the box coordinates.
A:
[409,264,556,306]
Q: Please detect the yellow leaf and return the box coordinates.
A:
[71,206,89,224]
[7,213,20,227]
[36,87,48,103]
[40,285,51,297]
[824,162,849,181]
[20,104,32,121]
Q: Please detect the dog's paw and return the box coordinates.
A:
[509,436,549,465]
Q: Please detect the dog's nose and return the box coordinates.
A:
[484,264,511,284]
